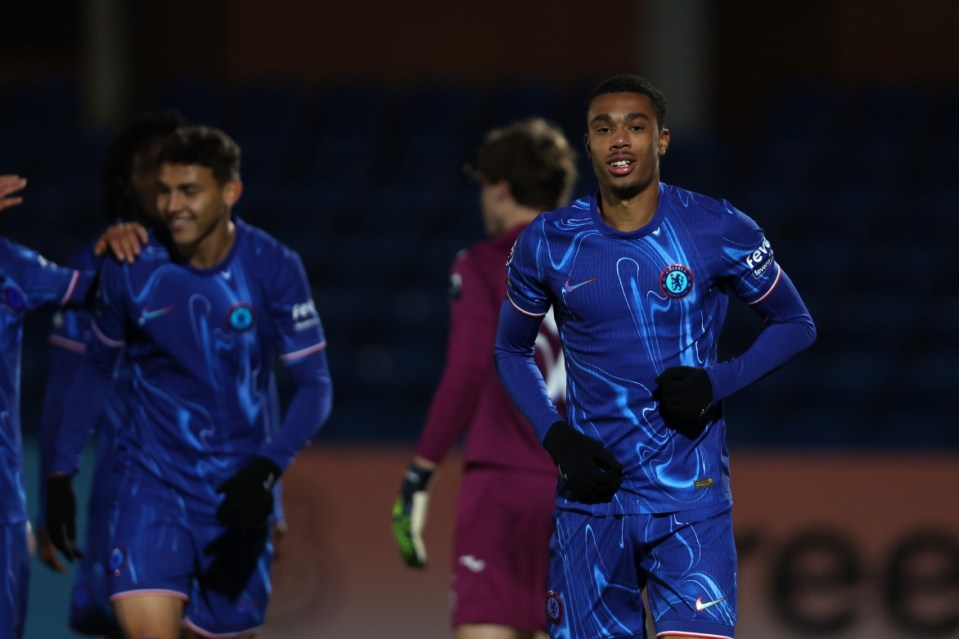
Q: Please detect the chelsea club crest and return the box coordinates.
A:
[660,264,694,299]
[227,303,256,331]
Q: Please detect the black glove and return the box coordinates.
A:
[654,366,719,439]
[543,421,623,504]
[391,463,434,568]
[215,457,281,527]
[45,474,82,562]
[202,524,270,600]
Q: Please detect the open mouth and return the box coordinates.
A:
[607,159,635,176]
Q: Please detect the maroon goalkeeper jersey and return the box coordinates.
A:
[414,224,562,473]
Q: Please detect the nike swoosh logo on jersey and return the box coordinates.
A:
[562,277,597,294]
[694,596,727,611]
[458,555,486,573]
[137,306,173,325]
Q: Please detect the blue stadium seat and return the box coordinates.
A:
[758,78,844,141]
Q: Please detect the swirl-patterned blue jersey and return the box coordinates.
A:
[52,219,330,516]
[0,237,91,524]
[39,240,128,525]
[503,184,781,515]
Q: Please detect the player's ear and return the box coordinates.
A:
[583,133,591,158]
[223,179,243,207]
[658,128,670,157]
[493,179,512,201]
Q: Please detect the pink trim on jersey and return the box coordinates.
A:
[748,263,782,305]
[48,334,86,354]
[280,340,327,361]
[91,320,125,349]
[58,271,80,305]
[655,632,732,639]
[109,588,188,602]
[183,616,261,639]
[506,292,546,318]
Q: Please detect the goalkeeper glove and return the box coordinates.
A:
[392,463,433,568]
[654,366,718,439]
[215,457,281,527]
[543,421,623,504]
[45,474,82,562]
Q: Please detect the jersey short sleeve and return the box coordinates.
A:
[505,217,551,317]
[0,237,85,310]
[88,257,130,350]
[719,202,782,305]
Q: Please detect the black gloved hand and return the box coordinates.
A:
[202,524,270,600]
[215,457,281,527]
[543,421,623,504]
[654,366,718,439]
[391,463,434,568]
[45,474,82,562]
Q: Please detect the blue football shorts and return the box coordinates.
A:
[546,501,736,639]
[109,476,273,636]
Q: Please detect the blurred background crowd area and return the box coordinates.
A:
[2,0,956,449]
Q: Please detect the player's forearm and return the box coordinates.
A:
[414,372,483,464]
[414,314,491,464]
[494,301,563,441]
[37,345,84,478]
[50,351,116,475]
[708,272,816,401]
[262,358,333,469]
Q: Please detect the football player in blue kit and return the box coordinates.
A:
[494,75,816,638]
[36,109,186,639]
[0,174,99,639]
[45,126,333,639]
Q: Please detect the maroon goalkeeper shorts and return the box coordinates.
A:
[450,465,557,631]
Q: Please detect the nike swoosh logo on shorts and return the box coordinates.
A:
[694,595,727,611]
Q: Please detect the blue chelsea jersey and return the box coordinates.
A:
[504,184,781,515]
[74,219,328,513]
[0,237,92,524]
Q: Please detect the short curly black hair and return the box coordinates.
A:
[585,74,667,129]
[157,125,241,185]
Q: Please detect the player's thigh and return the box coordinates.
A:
[642,502,737,639]
[546,511,647,638]
[108,499,195,599]
[0,522,29,639]
[452,468,555,631]
[113,593,185,639]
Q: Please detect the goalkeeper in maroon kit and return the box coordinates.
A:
[392,118,578,639]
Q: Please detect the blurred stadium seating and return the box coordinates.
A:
[1,76,954,448]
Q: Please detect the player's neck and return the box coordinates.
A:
[598,181,659,232]
[177,218,236,269]
[489,204,539,236]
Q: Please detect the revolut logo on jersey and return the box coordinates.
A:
[292,300,320,331]
[745,237,774,278]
